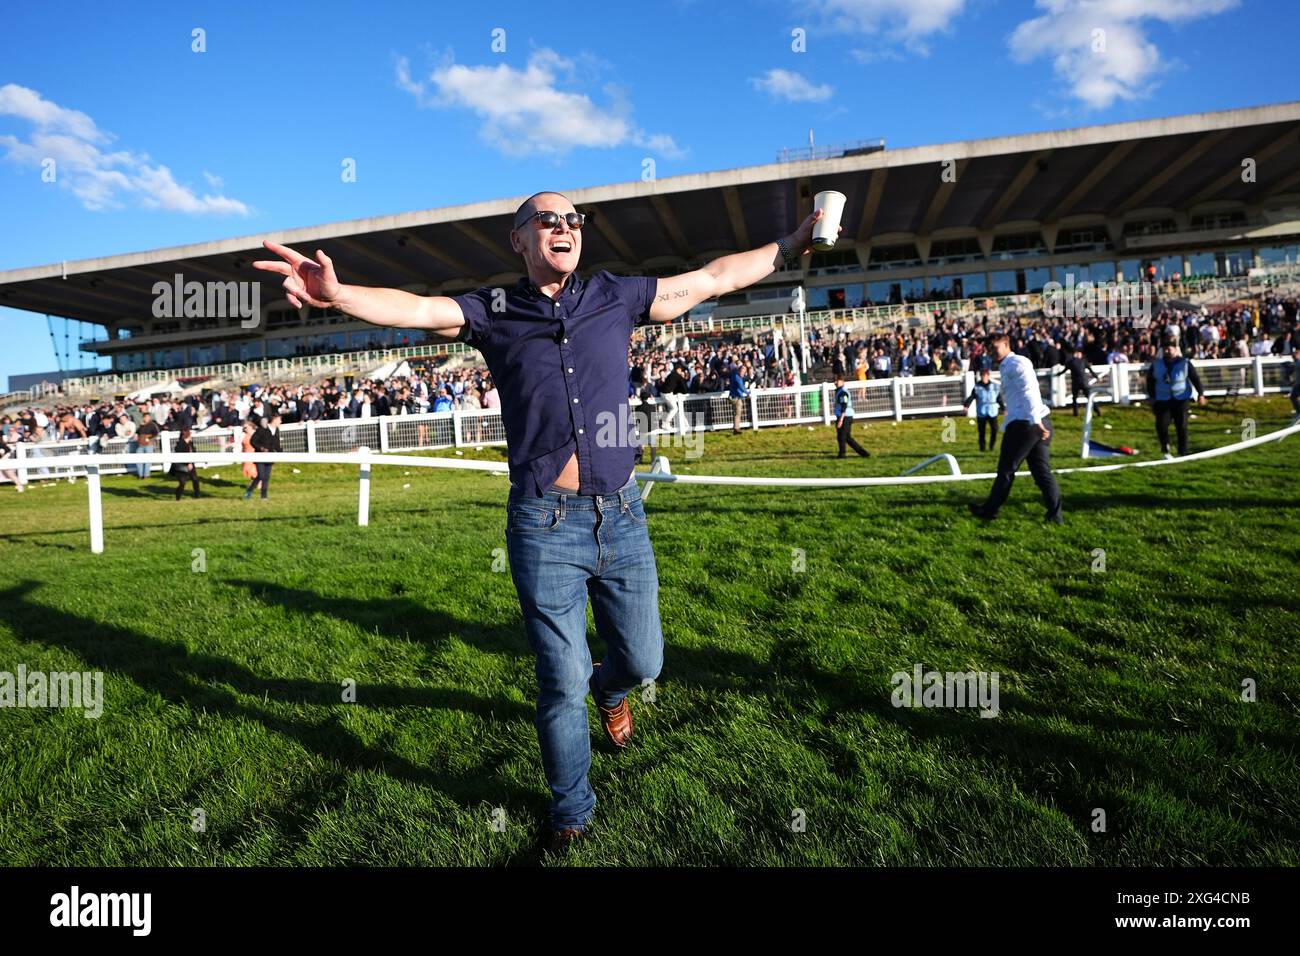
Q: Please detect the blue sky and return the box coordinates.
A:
[2,0,1297,387]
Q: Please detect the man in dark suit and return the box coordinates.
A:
[243,413,282,500]
[1055,347,1104,416]
[303,390,325,422]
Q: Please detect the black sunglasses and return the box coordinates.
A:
[515,210,586,230]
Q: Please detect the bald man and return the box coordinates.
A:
[256,190,836,853]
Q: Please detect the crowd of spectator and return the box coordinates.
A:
[4,293,1298,491]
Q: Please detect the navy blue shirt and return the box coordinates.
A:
[452,270,658,496]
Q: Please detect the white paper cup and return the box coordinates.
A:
[812,190,846,251]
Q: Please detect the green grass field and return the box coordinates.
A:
[1,398,1297,866]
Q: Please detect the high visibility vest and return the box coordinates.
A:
[1153,356,1192,401]
[835,385,854,418]
[974,381,1000,418]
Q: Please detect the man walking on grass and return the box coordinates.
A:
[255,190,835,853]
[969,333,1063,524]
[832,373,870,459]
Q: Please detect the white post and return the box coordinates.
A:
[379,418,390,453]
[1253,355,1265,396]
[306,419,317,454]
[86,464,104,554]
[749,390,760,430]
[963,370,976,417]
[453,410,463,448]
[357,446,371,527]
[891,376,903,422]
[821,383,833,425]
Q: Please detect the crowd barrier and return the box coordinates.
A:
[5,356,1296,487]
[5,409,1297,554]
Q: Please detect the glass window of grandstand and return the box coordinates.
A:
[868,243,922,269]
[350,329,395,350]
[1153,255,1183,279]
[265,306,301,330]
[306,305,346,325]
[1190,210,1247,232]
[749,285,798,305]
[1055,226,1111,254]
[808,248,862,276]
[928,274,984,299]
[231,340,263,362]
[928,236,983,265]
[188,344,223,365]
[152,349,185,368]
[1117,259,1142,283]
[266,337,302,358]
[1056,263,1093,285]
[116,352,148,371]
[1221,249,1251,275]
[987,270,1017,294]
[808,285,829,309]
[305,332,348,355]
[1122,218,1177,238]
[1258,244,1300,266]
[1186,251,1217,279]
[1023,266,1052,292]
[867,277,925,304]
[1089,261,1117,284]
[990,231,1047,260]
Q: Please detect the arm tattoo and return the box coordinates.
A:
[654,289,690,303]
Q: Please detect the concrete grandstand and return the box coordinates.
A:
[3,100,1300,396]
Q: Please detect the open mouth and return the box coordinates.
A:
[549,239,574,254]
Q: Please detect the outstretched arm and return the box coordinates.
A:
[647,210,839,323]
[253,241,467,341]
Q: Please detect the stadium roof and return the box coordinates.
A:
[3,101,1300,328]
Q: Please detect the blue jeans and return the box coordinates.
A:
[126,440,147,478]
[506,476,663,830]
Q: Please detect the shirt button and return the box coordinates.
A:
[567,367,574,373]
[578,428,585,435]
[563,337,569,343]
[572,398,579,404]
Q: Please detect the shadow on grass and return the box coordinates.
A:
[226,578,531,661]
[0,580,545,865]
[661,631,1300,859]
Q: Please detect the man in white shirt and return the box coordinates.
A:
[969,333,1063,524]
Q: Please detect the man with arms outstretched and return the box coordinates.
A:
[255,192,834,852]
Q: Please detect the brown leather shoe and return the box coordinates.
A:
[590,662,633,748]
[545,826,587,855]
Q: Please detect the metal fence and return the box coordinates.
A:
[6,356,1295,485]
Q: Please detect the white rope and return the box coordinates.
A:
[9,418,1296,488]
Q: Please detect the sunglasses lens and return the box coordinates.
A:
[566,213,584,229]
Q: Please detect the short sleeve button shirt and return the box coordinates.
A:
[452,270,658,496]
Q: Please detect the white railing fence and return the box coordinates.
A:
[7,414,1299,554]
[5,356,1296,487]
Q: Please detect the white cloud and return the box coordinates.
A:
[1008,0,1239,109]
[395,49,683,159]
[819,0,969,54]
[0,83,249,214]
[750,69,834,103]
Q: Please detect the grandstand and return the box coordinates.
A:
[3,101,1300,399]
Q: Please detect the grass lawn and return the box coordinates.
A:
[1,397,1297,866]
